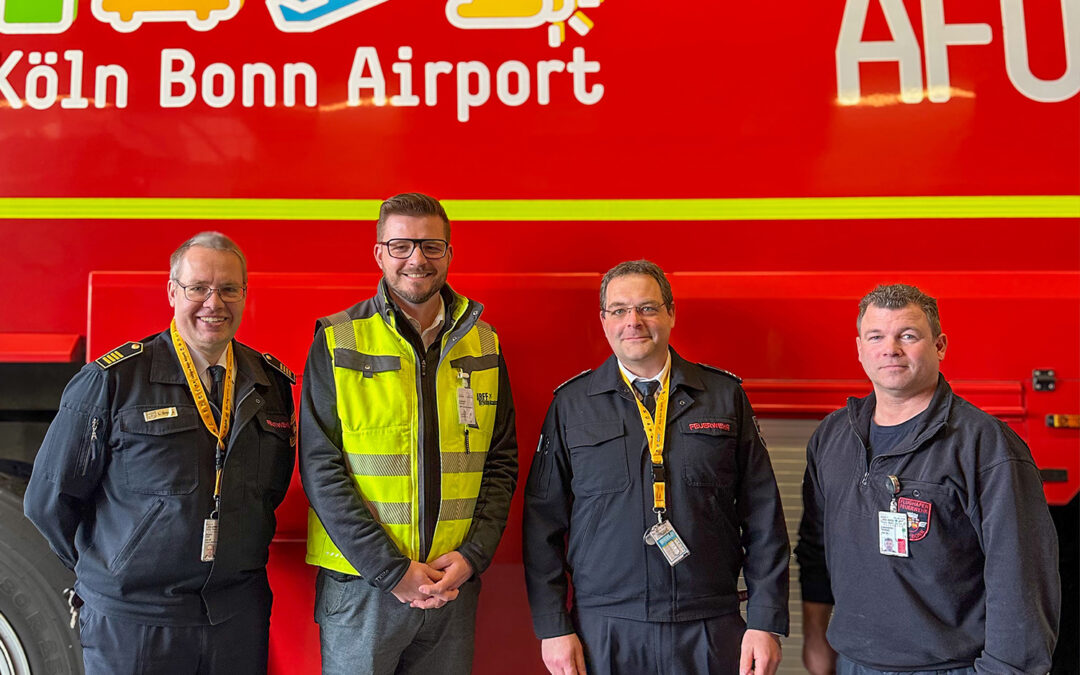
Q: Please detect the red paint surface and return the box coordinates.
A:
[1,0,1077,670]
[0,2,1076,199]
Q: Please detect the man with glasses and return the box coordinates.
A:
[300,193,517,674]
[25,231,297,674]
[523,260,789,675]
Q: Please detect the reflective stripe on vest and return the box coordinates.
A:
[305,300,501,574]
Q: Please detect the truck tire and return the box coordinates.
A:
[0,475,82,675]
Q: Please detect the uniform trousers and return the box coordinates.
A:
[315,568,480,675]
[78,600,271,675]
[837,654,976,675]
[575,609,746,675]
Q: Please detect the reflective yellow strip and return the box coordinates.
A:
[0,197,1076,221]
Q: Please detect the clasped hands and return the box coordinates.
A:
[390,551,473,610]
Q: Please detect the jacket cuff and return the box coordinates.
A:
[369,558,410,593]
[746,604,790,637]
[799,576,835,604]
[456,542,487,577]
[532,612,576,640]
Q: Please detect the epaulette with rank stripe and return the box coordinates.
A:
[263,353,296,384]
[94,341,144,369]
[554,369,592,394]
[699,363,742,383]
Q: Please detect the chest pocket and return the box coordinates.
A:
[678,416,737,487]
[566,420,630,496]
[116,404,202,495]
[257,410,294,494]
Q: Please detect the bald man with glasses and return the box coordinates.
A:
[300,192,518,675]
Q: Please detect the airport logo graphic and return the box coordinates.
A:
[92,0,243,32]
[0,0,76,34]
[1,0,602,41]
[266,0,390,33]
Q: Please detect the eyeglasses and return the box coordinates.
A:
[601,304,667,320]
[379,238,449,259]
[172,279,247,303]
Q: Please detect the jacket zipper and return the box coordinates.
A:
[849,408,946,488]
[77,417,100,476]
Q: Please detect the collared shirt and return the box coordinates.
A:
[188,346,233,403]
[404,298,446,350]
[618,352,672,401]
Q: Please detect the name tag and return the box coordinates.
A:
[878,511,910,557]
[144,407,178,422]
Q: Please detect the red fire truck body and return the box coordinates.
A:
[0,1,1076,672]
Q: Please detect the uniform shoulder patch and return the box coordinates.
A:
[698,363,742,383]
[554,369,592,394]
[94,341,144,369]
[263,353,297,384]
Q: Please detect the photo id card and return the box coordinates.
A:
[457,387,477,426]
[201,518,219,562]
[643,519,690,567]
[878,511,909,557]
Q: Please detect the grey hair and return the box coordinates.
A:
[600,260,674,310]
[169,232,247,282]
[857,283,941,337]
[377,193,451,241]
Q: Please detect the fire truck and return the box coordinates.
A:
[0,1,1076,673]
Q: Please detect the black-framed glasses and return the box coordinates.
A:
[172,279,247,303]
[379,238,449,259]
[601,304,666,320]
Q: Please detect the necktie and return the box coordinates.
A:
[208,365,226,413]
[633,379,660,416]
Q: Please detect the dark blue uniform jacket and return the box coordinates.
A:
[523,350,790,639]
[25,331,295,626]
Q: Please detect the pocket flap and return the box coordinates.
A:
[679,417,737,436]
[118,405,201,436]
[334,349,401,377]
[566,420,625,449]
[449,354,499,374]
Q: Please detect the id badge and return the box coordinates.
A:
[201,518,219,562]
[643,520,690,566]
[878,511,909,557]
[457,387,477,426]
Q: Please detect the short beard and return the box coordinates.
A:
[387,271,445,306]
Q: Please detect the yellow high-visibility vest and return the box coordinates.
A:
[306,293,501,573]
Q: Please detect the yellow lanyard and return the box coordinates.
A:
[170,320,234,513]
[623,371,670,513]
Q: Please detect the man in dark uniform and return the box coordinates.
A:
[796,283,1060,675]
[523,259,789,675]
[25,231,297,675]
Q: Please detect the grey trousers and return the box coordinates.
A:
[315,568,480,675]
[575,609,746,675]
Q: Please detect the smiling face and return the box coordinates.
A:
[857,303,947,402]
[600,273,675,378]
[167,245,245,363]
[374,213,452,313]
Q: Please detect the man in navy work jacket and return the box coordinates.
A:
[25,231,297,675]
[523,259,789,675]
[796,283,1060,675]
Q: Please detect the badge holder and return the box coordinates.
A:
[878,474,909,557]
